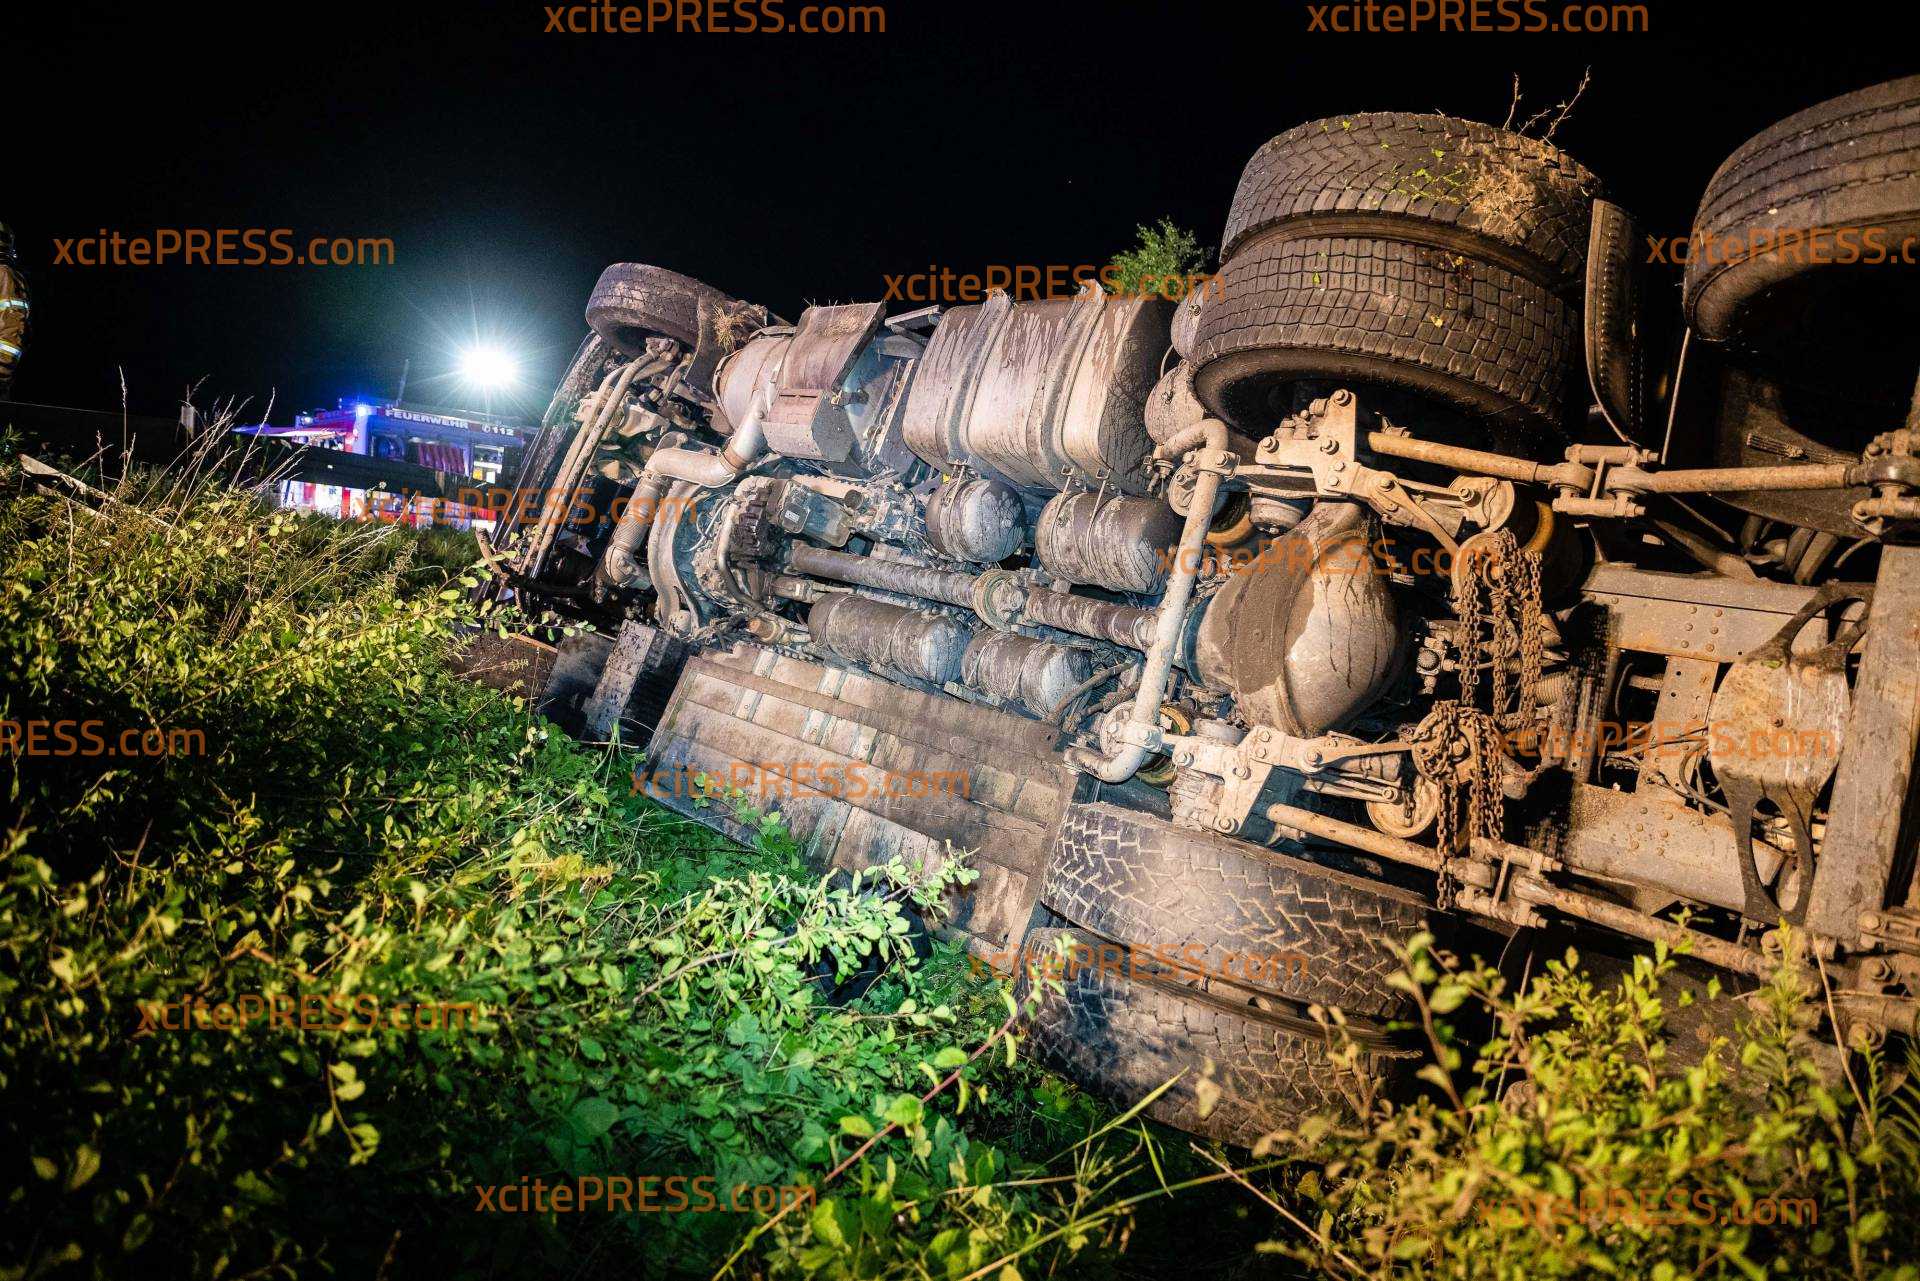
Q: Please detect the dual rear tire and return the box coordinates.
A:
[1017,802,1426,1146]
[1190,113,1600,445]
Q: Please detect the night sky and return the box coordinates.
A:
[11,0,1917,422]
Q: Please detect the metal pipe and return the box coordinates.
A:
[1609,462,1856,494]
[637,349,780,511]
[1264,801,1781,978]
[1158,420,1219,459]
[645,409,770,487]
[1363,431,1593,490]
[1017,587,1156,650]
[601,463,673,587]
[1067,419,1228,782]
[787,544,979,609]
[1047,659,1133,725]
[636,354,786,618]
[1511,875,1776,978]
[790,538,1157,650]
[647,478,702,629]
[1263,800,1444,873]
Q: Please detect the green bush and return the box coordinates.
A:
[1252,936,1920,1279]
[0,456,1138,1280]
[1105,218,1208,300]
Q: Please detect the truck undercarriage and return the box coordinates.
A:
[487,81,1920,1144]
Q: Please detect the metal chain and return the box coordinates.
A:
[1515,541,1545,728]
[1414,529,1545,879]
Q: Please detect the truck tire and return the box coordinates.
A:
[1042,802,1425,1019]
[1015,928,1412,1148]
[586,263,740,353]
[1194,113,1598,438]
[1220,113,1599,285]
[1193,233,1578,433]
[1683,75,1920,407]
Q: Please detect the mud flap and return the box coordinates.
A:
[641,643,1076,957]
[1584,198,1650,442]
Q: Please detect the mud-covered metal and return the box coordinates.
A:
[1035,490,1184,593]
[759,303,886,462]
[960,631,1093,718]
[1193,501,1401,737]
[925,475,1027,563]
[808,593,972,686]
[900,293,1014,481]
[642,646,1070,956]
[1709,583,1867,922]
[1013,587,1157,651]
[1145,360,1207,446]
[788,544,978,610]
[900,290,1170,494]
[714,330,792,435]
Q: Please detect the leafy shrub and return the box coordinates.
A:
[0,452,1140,1280]
[1105,218,1209,300]
[1253,936,1920,1280]
[17,444,1906,1281]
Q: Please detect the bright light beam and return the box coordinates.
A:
[457,345,519,390]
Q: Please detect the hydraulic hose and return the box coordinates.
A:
[526,353,653,577]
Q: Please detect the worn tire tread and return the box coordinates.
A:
[1016,928,1413,1148]
[1042,802,1425,1019]
[1192,233,1575,428]
[1221,112,1599,286]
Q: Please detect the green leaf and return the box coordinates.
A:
[838,1115,876,1138]
[66,1146,100,1191]
[883,1094,924,1128]
[570,1097,619,1138]
[810,1197,851,1248]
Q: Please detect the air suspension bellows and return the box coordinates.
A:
[807,594,971,686]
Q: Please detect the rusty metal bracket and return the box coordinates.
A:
[1858,906,1920,957]
[1165,726,1416,836]
[1804,546,1920,943]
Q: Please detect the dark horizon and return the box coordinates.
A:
[13,0,1917,422]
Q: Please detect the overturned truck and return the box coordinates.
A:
[489,79,1920,1145]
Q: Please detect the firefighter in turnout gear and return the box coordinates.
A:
[0,223,26,399]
